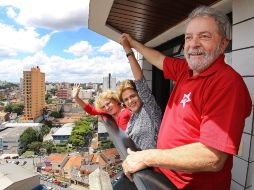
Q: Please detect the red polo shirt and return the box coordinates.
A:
[156,55,252,190]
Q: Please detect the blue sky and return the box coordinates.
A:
[0,0,132,83]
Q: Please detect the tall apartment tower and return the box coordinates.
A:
[23,66,45,121]
[102,73,116,91]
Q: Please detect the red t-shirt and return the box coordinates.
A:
[83,104,131,131]
[156,55,252,190]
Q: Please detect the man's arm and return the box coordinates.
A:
[122,142,228,180]
[122,33,166,70]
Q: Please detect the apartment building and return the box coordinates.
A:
[23,66,45,121]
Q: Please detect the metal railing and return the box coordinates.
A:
[100,115,178,190]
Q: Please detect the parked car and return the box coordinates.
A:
[59,182,68,188]
[53,179,61,185]
[14,161,20,165]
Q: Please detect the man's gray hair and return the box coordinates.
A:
[187,6,231,40]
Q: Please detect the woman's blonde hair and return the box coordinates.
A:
[95,90,120,110]
[117,80,137,102]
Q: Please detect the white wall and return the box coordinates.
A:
[231,0,254,189]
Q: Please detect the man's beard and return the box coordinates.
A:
[184,45,221,73]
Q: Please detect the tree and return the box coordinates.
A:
[42,141,54,154]
[99,140,114,150]
[50,111,62,118]
[4,104,12,112]
[4,104,24,115]
[69,135,85,147]
[27,141,42,154]
[12,104,24,115]
[88,98,95,105]
[19,127,39,151]
[69,116,94,148]
[41,125,50,137]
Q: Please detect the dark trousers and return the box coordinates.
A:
[113,175,138,190]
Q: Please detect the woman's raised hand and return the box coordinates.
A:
[72,83,81,99]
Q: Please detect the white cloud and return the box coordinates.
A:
[0,23,50,57]
[6,7,17,18]
[1,0,89,30]
[0,1,136,83]
[64,41,93,56]
[0,41,134,83]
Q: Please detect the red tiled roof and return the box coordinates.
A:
[64,155,82,170]
[88,153,107,167]
[101,148,119,159]
[47,154,67,164]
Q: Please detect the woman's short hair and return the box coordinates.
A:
[117,80,137,102]
[95,90,120,110]
[187,5,231,40]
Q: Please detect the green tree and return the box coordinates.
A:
[41,125,50,137]
[27,141,42,154]
[68,116,94,148]
[19,127,39,150]
[88,98,95,105]
[4,104,24,115]
[4,104,12,112]
[42,140,54,154]
[12,104,24,115]
[50,111,62,118]
[99,140,114,150]
[69,135,85,147]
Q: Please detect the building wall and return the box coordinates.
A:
[103,74,116,90]
[230,0,254,189]
[23,67,45,120]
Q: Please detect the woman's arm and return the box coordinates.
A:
[119,34,142,80]
[72,84,104,115]
[121,33,166,70]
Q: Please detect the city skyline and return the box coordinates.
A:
[0,0,133,83]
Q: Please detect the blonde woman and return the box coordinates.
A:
[72,85,130,131]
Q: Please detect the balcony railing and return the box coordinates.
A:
[100,115,178,190]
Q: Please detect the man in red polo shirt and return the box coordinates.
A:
[120,6,252,190]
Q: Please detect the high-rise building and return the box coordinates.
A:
[102,73,116,90]
[23,66,45,121]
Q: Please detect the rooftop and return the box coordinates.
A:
[0,163,39,189]
[47,153,67,164]
[64,155,82,170]
[52,123,74,136]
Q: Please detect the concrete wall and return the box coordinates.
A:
[230,0,254,189]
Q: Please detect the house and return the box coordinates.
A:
[52,123,74,144]
[0,112,9,123]
[45,153,69,174]
[88,1,254,190]
[63,155,82,178]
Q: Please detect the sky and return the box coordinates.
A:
[0,0,133,83]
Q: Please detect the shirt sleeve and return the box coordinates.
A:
[134,76,154,104]
[83,104,105,115]
[200,77,252,155]
[163,56,188,81]
[116,108,131,131]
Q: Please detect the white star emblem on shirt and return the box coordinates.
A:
[180,92,191,108]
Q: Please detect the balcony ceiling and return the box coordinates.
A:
[106,0,222,44]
